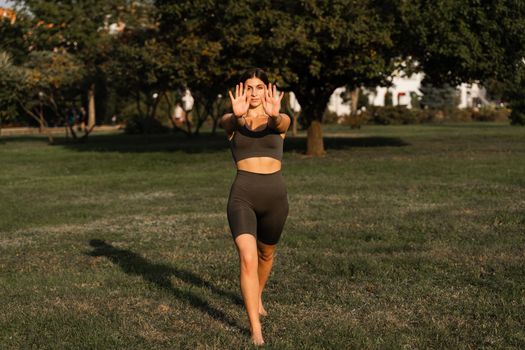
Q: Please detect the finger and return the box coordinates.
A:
[273,83,277,99]
[239,83,243,98]
[228,90,234,102]
[279,91,284,102]
[268,83,273,99]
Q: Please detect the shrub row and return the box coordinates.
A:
[335,106,511,126]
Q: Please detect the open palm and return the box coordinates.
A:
[228,83,251,117]
[263,83,284,117]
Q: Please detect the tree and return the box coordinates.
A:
[259,0,398,155]
[107,28,176,124]
[0,52,19,133]
[419,83,459,112]
[396,0,525,123]
[14,0,156,130]
[156,0,250,136]
[0,13,29,64]
[0,50,85,143]
[157,1,398,150]
[506,66,525,125]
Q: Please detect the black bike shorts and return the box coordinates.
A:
[227,170,289,245]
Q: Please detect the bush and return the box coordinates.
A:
[420,83,460,111]
[124,114,171,134]
[443,108,472,122]
[471,107,511,122]
[347,106,511,126]
[509,109,525,125]
[364,106,418,125]
[322,109,341,124]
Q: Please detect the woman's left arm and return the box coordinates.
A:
[264,83,291,133]
[268,113,291,133]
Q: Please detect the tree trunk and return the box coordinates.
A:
[296,89,330,156]
[185,111,193,136]
[19,103,54,144]
[150,94,161,120]
[306,120,325,156]
[211,117,219,135]
[350,87,359,116]
[88,83,96,129]
[38,103,44,133]
[136,91,144,118]
[292,111,299,137]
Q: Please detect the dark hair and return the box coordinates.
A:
[239,68,269,85]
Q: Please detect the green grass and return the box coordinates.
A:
[1,122,524,349]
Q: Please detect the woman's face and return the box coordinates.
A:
[244,77,266,107]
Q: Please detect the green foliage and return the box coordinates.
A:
[471,107,511,122]
[0,50,85,127]
[397,0,525,124]
[397,1,525,85]
[505,68,525,125]
[322,109,341,124]
[410,92,421,109]
[364,106,418,125]
[509,110,525,126]
[107,30,176,116]
[261,1,398,125]
[384,92,393,106]
[358,90,369,110]
[156,0,254,134]
[360,106,506,125]
[0,16,30,64]
[419,83,459,112]
[0,52,20,124]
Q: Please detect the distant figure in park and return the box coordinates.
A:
[78,106,87,131]
[67,107,77,128]
[220,68,291,346]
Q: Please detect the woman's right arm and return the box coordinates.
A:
[220,112,246,137]
[221,83,250,137]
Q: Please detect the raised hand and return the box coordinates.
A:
[262,83,284,118]
[228,83,251,118]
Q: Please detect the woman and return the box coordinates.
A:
[220,68,291,345]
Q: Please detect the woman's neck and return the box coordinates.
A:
[246,105,266,119]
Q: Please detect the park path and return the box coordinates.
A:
[0,125,122,136]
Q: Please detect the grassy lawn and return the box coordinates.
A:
[1,122,524,349]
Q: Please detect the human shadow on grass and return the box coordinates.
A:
[86,239,245,333]
[54,132,408,154]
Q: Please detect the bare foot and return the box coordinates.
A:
[258,304,268,317]
[250,324,265,346]
[259,298,268,316]
[251,333,265,346]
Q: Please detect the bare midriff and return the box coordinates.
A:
[236,157,281,174]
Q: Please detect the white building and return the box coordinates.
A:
[324,72,488,116]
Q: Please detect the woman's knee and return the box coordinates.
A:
[257,241,276,262]
[239,251,258,272]
[235,233,258,272]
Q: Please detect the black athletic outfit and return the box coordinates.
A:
[227,122,289,245]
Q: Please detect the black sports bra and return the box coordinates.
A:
[229,124,284,162]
